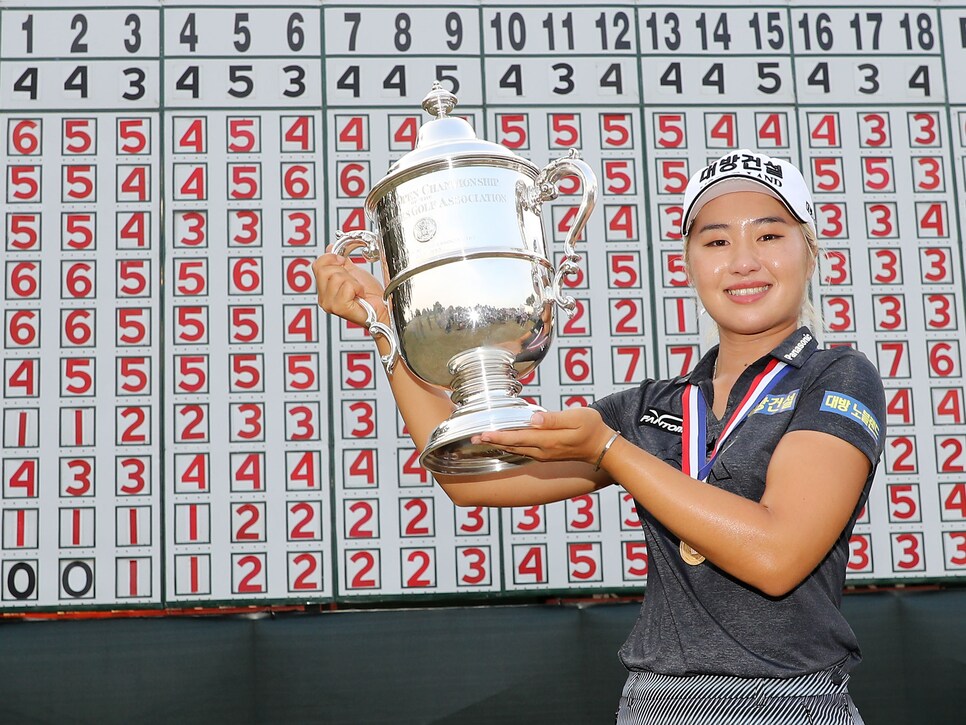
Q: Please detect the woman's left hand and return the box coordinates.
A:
[475,407,616,467]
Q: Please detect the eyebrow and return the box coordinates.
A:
[694,216,789,234]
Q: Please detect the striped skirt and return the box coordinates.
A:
[615,666,864,724]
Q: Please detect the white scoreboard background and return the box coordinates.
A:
[1,0,965,611]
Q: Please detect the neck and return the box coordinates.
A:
[713,321,799,381]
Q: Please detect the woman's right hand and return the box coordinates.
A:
[312,250,388,326]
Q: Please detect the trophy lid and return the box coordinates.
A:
[386,83,521,173]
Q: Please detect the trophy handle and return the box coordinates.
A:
[331,230,400,375]
[529,149,599,316]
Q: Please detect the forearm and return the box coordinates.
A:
[373,333,455,451]
[599,436,797,594]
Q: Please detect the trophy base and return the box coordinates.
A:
[419,402,547,475]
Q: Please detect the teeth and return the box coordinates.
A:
[727,286,769,296]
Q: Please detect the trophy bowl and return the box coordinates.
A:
[332,83,597,475]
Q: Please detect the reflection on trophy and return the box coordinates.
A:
[333,82,597,475]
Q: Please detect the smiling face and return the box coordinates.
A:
[685,191,815,340]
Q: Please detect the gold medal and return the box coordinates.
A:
[680,540,705,566]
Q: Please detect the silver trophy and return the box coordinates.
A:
[332,83,597,475]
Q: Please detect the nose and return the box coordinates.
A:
[728,238,762,275]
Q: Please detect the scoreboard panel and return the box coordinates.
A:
[1,0,965,609]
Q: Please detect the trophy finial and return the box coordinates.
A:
[421,82,458,119]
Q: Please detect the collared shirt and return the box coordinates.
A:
[592,327,886,678]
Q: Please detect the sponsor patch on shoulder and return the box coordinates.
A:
[751,389,799,416]
[820,391,881,443]
[639,407,683,434]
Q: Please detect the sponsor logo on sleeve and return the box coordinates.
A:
[820,391,881,443]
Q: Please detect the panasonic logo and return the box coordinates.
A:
[639,408,684,434]
[784,333,813,360]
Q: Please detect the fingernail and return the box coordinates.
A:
[531,413,544,426]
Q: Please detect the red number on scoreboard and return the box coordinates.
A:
[654,114,685,148]
[227,117,259,153]
[62,118,95,154]
[457,546,490,586]
[568,542,602,582]
[496,113,528,149]
[282,115,315,152]
[10,119,42,155]
[549,113,580,147]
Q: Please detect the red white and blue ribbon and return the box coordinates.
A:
[682,357,792,482]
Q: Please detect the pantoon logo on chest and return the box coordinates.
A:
[640,408,684,433]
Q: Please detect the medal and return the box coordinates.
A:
[679,357,791,565]
[679,541,706,566]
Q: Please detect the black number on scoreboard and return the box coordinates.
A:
[596,12,632,50]
[542,12,574,51]
[900,12,934,50]
[491,12,527,51]
[124,14,142,53]
[234,13,251,52]
[228,65,254,98]
[702,63,724,94]
[808,62,830,93]
[176,66,200,98]
[435,64,459,94]
[70,14,89,53]
[600,63,623,94]
[337,66,360,97]
[283,65,305,98]
[661,62,681,94]
[858,64,879,95]
[394,13,412,52]
[749,11,784,50]
[849,12,882,50]
[445,12,463,50]
[383,65,406,96]
[287,13,305,51]
[345,12,361,51]
[644,12,682,51]
[695,12,731,50]
[500,64,523,95]
[553,63,574,95]
[14,67,38,99]
[180,13,199,52]
[757,62,781,94]
[123,68,146,100]
[909,65,931,96]
[798,12,834,51]
[21,14,34,53]
[64,65,89,98]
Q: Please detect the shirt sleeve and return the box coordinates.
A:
[591,385,642,434]
[785,349,886,467]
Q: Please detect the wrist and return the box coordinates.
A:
[372,304,392,329]
[593,431,621,471]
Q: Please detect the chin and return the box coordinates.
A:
[712,309,798,336]
[718,316,798,335]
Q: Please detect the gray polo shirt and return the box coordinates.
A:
[593,327,886,678]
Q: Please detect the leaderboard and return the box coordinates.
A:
[1,0,965,610]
